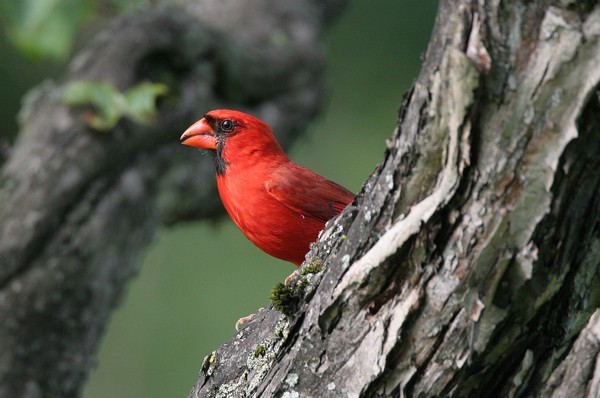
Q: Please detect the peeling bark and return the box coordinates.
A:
[189,1,600,397]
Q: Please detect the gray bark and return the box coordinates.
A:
[189,1,600,397]
[0,1,348,397]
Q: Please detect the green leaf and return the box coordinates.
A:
[0,0,93,61]
[124,82,170,125]
[63,80,169,131]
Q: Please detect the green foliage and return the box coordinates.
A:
[63,80,168,131]
[0,0,93,61]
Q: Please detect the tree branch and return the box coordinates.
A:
[0,1,348,396]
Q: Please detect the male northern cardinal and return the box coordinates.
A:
[180,109,354,267]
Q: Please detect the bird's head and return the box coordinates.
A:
[180,109,286,174]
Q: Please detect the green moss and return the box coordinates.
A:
[295,278,308,293]
[270,283,301,317]
[254,345,266,358]
[300,260,322,276]
[270,262,323,316]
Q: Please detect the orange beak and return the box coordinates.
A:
[180,118,217,149]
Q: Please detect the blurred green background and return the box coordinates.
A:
[0,1,437,396]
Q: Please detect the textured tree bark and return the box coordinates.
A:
[189,1,600,397]
[0,1,348,397]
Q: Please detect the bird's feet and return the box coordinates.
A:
[235,307,265,331]
[284,270,299,285]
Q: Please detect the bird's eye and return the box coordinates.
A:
[219,119,235,132]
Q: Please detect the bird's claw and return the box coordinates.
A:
[284,270,299,285]
[235,307,266,331]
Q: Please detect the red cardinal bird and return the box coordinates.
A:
[180,109,354,267]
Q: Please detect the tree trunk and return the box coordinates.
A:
[189,1,600,397]
[0,1,347,397]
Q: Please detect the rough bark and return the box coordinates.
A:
[0,1,348,397]
[189,1,600,397]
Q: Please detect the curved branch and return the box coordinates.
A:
[0,1,347,396]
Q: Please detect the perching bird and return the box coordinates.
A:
[180,109,354,267]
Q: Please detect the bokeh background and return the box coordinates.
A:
[0,1,437,396]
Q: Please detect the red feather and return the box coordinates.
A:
[181,109,354,266]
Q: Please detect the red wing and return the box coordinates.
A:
[265,165,354,223]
